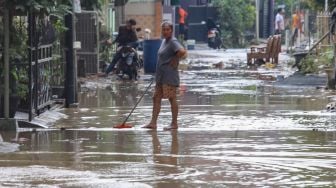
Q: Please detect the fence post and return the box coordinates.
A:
[64,14,77,108]
[3,9,9,119]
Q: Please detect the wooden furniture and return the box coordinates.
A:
[247,35,281,65]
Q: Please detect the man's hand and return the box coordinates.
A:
[106,39,113,45]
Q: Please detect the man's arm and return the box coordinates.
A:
[129,30,138,43]
[113,25,126,44]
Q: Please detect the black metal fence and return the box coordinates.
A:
[76,11,99,74]
[24,13,55,121]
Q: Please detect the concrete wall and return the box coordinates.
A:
[125,2,155,15]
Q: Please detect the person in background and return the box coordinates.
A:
[291,9,301,46]
[300,10,305,35]
[178,6,188,42]
[142,21,187,130]
[275,8,285,36]
[105,19,138,76]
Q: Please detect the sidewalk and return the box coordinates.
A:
[15,104,67,129]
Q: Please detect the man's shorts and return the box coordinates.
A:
[153,84,177,99]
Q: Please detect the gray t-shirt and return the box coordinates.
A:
[156,37,183,87]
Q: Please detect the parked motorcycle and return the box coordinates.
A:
[115,45,143,80]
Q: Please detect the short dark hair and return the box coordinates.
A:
[278,8,283,13]
[127,19,136,26]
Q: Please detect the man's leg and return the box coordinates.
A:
[291,28,298,46]
[128,41,139,49]
[105,52,121,75]
[178,24,185,44]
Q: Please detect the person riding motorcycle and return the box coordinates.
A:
[206,17,220,34]
[206,17,223,49]
[105,19,139,76]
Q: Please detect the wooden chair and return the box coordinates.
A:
[247,36,274,65]
[270,35,282,64]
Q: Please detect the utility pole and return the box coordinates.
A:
[255,0,259,42]
[3,8,9,119]
[0,8,17,130]
[65,0,80,107]
[73,0,79,104]
[325,0,328,12]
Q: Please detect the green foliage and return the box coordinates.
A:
[300,55,318,74]
[0,0,71,100]
[4,0,71,17]
[213,0,255,48]
[99,26,113,62]
[318,49,334,68]
[303,0,336,11]
[80,0,104,10]
[9,17,28,61]
[0,17,29,99]
[300,48,334,74]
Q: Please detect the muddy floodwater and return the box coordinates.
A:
[1,51,336,187]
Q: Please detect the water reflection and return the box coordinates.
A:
[0,132,20,153]
[148,131,188,188]
[79,82,140,108]
[0,130,335,186]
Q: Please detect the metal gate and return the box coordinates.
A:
[259,0,274,38]
[76,11,99,74]
[177,6,218,42]
[23,13,55,121]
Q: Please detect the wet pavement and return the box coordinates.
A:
[1,48,336,187]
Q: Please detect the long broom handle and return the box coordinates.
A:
[121,79,154,125]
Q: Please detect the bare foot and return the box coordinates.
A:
[163,124,178,131]
[142,123,157,129]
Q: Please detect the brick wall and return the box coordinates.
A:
[125,1,162,39]
[154,1,162,38]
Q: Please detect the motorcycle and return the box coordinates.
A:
[207,27,223,49]
[115,45,143,80]
[205,18,224,50]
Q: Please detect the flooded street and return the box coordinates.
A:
[0,130,335,187]
[1,49,336,187]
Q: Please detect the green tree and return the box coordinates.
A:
[80,0,105,10]
[213,0,255,47]
[303,0,336,11]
